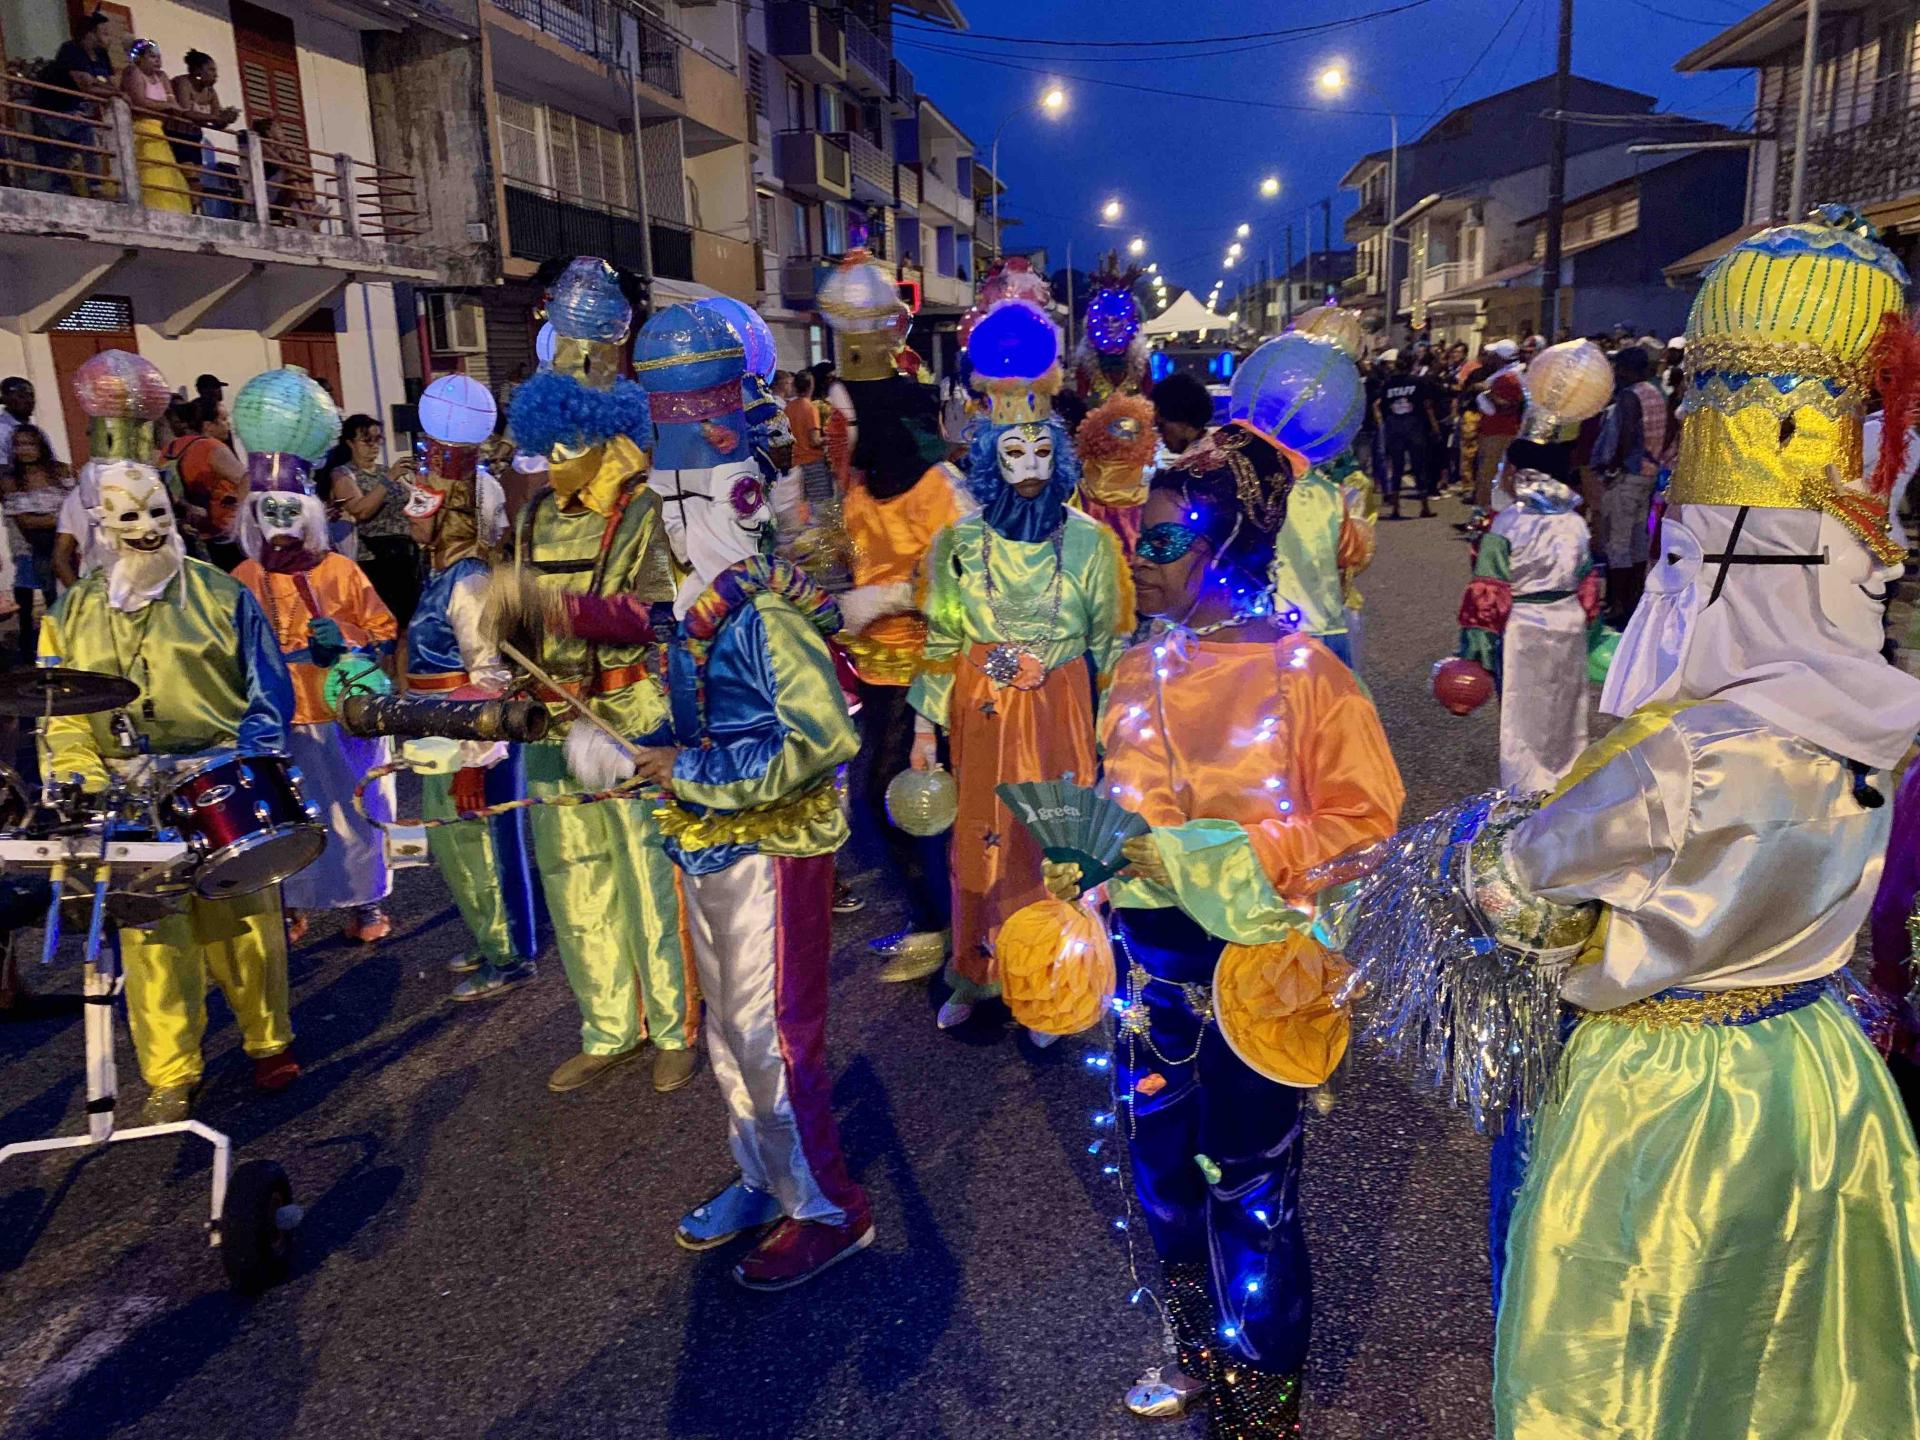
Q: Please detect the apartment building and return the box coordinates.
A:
[0,0,434,462]
[1670,0,1920,279]
[363,0,755,396]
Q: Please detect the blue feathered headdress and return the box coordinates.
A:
[507,369,653,457]
[966,413,1081,541]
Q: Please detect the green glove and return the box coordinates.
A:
[307,617,346,668]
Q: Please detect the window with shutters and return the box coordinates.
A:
[232,0,308,153]
[497,93,636,215]
[498,93,543,189]
[748,52,768,118]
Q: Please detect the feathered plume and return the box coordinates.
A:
[1074,393,1157,466]
[1869,308,1920,498]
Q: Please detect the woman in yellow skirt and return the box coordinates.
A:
[120,40,192,214]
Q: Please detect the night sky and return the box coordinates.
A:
[898,0,1763,296]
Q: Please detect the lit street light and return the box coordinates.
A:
[1317,65,1345,93]
[1225,256,1237,268]
[1260,176,1281,198]
[1228,242,1243,257]
[1316,61,1400,338]
[1236,223,1251,238]
[1146,262,1157,273]
[1041,86,1067,114]
[1128,237,1146,256]
[991,86,1068,251]
[1102,198,1123,222]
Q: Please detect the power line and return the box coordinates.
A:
[893,0,1437,50]
[1413,0,1532,131]
[1623,0,1728,25]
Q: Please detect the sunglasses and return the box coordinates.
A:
[1136,521,1203,565]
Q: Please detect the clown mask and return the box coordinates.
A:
[650,461,774,616]
[94,461,184,610]
[256,492,309,548]
[996,424,1056,497]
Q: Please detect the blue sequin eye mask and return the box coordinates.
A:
[1136,522,1203,564]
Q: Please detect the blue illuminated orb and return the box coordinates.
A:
[1228,332,1365,463]
[547,257,632,342]
[632,303,748,398]
[699,295,778,380]
[1083,286,1141,356]
[967,299,1060,380]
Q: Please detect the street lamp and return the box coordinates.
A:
[1236,223,1251,238]
[1102,198,1122,222]
[1146,262,1157,273]
[990,86,1068,256]
[1225,256,1237,269]
[1316,61,1400,338]
[1260,176,1281,198]
[1228,242,1243,258]
[1128,236,1146,256]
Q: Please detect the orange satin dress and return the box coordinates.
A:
[232,552,398,725]
[840,463,966,687]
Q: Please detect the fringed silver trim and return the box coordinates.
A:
[1316,791,1575,1134]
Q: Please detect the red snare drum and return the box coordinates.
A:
[166,754,325,898]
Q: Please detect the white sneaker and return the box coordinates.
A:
[935,998,975,1030]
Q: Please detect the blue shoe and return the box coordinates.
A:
[675,1180,784,1252]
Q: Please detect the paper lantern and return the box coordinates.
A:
[1293,305,1365,360]
[546,256,632,342]
[1228,332,1365,464]
[72,349,171,421]
[818,252,902,336]
[885,766,957,836]
[1521,339,1614,441]
[967,299,1060,382]
[1213,934,1352,1088]
[1432,656,1494,715]
[699,295,778,380]
[998,898,1115,1036]
[535,322,557,366]
[231,366,341,463]
[419,373,498,446]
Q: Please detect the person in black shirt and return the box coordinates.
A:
[1372,351,1441,519]
[34,13,116,198]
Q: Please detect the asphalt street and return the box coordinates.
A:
[0,494,1514,1440]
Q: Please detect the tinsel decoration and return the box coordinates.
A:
[1317,791,1581,1132]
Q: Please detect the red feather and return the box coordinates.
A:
[1868,309,1920,498]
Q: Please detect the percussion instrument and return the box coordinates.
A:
[0,666,140,717]
[164,753,325,898]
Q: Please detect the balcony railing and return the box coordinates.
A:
[890,57,916,112]
[493,0,682,96]
[767,2,844,83]
[505,180,650,271]
[774,129,850,199]
[1343,196,1385,241]
[896,163,919,211]
[918,165,960,219]
[1773,103,1920,219]
[831,129,891,204]
[843,11,889,98]
[0,80,421,243]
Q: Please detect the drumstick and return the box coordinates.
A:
[497,641,648,763]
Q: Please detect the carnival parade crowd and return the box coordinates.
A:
[10,206,1920,1440]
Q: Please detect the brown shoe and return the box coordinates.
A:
[547,1047,640,1093]
[732,1208,875,1292]
[652,1045,700,1093]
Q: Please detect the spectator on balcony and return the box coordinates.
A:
[166,49,238,215]
[31,12,115,200]
[2,424,74,657]
[118,40,192,214]
[253,115,321,229]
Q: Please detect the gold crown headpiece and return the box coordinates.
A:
[818,249,910,381]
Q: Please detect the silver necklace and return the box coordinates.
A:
[978,523,1066,687]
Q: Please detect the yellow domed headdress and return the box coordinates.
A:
[1673,205,1917,561]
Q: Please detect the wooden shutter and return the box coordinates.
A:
[231,0,308,152]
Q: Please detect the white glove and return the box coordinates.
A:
[910,728,939,772]
[564,722,639,790]
[837,582,914,638]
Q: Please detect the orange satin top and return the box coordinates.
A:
[842,463,967,684]
[1100,631,1405,899]
[233,552,398,725]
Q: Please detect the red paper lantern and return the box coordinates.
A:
[1432,657,1494,716]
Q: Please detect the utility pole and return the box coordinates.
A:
[1285,222,1297,329]
[1540,0,1574,339]
[1321,196,1334,302]
[1787,0,1823,217]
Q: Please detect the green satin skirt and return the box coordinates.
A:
[1497,994,1920,1439]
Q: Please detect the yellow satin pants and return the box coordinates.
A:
[120,888,292,1089]
[523,739,696,1055]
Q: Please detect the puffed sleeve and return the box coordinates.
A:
[671,597,859,813]
[337,556,398,652]
[234,586,297,756]
[908,522,963,729]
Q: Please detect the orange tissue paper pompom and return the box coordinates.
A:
[1213,933,1353,1088]
[999,898,1115,1037]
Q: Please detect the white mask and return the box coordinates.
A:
[995,423,1055,492]
[238,490,328,559]
[94,462,184,610]
[649,461,774,616]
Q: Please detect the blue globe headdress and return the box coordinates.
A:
[965,300,1079,539]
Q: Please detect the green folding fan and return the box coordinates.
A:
[995,776,1150,891]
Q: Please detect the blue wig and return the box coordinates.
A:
[966,414,1081,541]
[507,369,653,457]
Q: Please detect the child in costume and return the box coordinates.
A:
[230,368,398,945]
[819,254,970,983]
[501,257,697,1097]
[1060,441,1402,1439]
[1344,209,1920,1440]
[908,298,1134,1037]
[403,376,538,996]
[535,300,870,1291]
[40,459,298,1120]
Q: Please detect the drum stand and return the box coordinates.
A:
[0,768,300,1294]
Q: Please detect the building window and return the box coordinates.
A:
[824,202,847,255]
[497,92,636,214]
[785,76,805,130]
[756,191,778,250]
[817,86,844,134]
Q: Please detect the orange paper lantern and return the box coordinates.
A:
[998,898,1115,1036]
[1213,933,1352,1088]
[1432,657,1494,716]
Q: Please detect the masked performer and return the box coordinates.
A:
[404,376,538,995]
[501,257,696,1096]
[229,368,397,944]
[528,302,869,1290]
[909,299,1134,1035]
[1075,393,1157,559]
[1061,440,1402,1438]
[814,255,969,982]
[1347,210,1920,1440]
[40,459,298,1120]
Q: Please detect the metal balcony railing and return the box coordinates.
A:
[1772,103,1920,218]
[832,129,891,201]
[890,57,916,110]
[896,163,919,210]
[504,180,650,271]
[843,11,889,90]
[493,0,682,96]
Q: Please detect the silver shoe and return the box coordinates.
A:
[1123,1365,1207,1419]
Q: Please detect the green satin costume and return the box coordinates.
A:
[421,771,518,962]
[514,465,693,1057]
[1269,462,1348,642]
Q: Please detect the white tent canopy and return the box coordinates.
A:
[1141,292,1232,336]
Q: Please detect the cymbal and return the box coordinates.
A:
[0,667,141,718]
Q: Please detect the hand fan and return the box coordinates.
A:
[995,776,1149,891]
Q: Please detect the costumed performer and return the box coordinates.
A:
[1345,208,1920,1440]
[909,298,1134,1037]
[818,253,969,982]
[1288,307,1378,670]
[1075,392,1157,559]
[403,375,538,997]
[57,349,173,586]
[40,459,299,1120]
[229,368,396,946]
[529,300,869,1290]
[1057,444,1401,1437]
[500,256,697,1097]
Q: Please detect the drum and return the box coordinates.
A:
[166,754,325,898]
